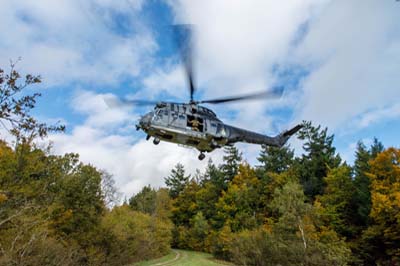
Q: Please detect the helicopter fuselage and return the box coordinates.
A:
[136,102,292,156]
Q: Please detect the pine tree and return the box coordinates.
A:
[370,137,384,158]
[164,163,190,199]
[352,138,384,227]
[221,146,242,188]
[296,121,341,199]
[129,185,157,215]
[352,141,372,227]
[317,165,356,238]
[257,144,294,174]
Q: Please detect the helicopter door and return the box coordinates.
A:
[187,115,204,132]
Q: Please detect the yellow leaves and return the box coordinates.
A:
[0,192,7,203]
[232,163,259,188]
[367,147,400,257]
[369,148,400,223]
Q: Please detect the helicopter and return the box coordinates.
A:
[109,26,302,160]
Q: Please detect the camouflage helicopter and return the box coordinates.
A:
[109,26,302,160]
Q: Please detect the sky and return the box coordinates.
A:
[1,0,399,198]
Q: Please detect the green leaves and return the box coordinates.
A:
[165,163,190,199]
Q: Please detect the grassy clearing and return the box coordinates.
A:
[134,249,233,266]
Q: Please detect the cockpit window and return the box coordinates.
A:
[217,124,226,137]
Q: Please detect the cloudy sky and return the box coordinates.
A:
[1,0,399,198]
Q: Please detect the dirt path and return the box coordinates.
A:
[136,249,232,266]
[149,250,181,266]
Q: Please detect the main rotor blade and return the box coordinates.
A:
[173,25,195,102]
[197,86,284,104]
[104,96,158,108]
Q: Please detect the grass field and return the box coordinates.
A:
[134,249,233,266]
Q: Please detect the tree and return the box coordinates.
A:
[129,185,157,215]
[215,164,260,232]
[101,171,121,209]
[170,180,200,248]
[164,163,190,199]
[0,61,64,143]
[195,160,224,227]
[257,144,294,174]
[316,165,356,238]
[363,148,400,264]
[53,164,105,234]
[271,180,350,266]
[101,205,172,265]
[221,146,242,187]
[296,121,341,199]
[352,139,384,228]
[187,211,210,251]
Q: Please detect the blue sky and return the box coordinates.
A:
[1,0,399,197]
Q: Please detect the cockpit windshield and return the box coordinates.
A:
[216,124,227,137]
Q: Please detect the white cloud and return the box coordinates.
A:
[143,64,187,99]
[49,127,224,197]
[353,103,400,130]
[0,0,155,86]
[71,90,136,128]
[294,0,400,130]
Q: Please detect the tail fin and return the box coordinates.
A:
[276,124,303,147]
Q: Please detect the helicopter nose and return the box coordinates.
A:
[138,112,152,128]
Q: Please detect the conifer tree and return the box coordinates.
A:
[352,138,384,227]
[221,146,242,187]
[317,165,356,238]
[164,163,190,199]
[257,144,294,173]
[352,141,372,227]
[129,185,157,215]
[296,121,341,199]
[370,137,384,158]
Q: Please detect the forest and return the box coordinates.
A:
[1,66,399,266]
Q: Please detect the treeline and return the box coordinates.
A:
[0,65,172,265]
[0,141,172,265]
[130,122,400,266]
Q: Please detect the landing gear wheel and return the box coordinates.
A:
[146,135,151,141]
[153,138,160,145]
[198,153,206,161]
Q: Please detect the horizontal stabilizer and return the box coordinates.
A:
[282,124,303,137]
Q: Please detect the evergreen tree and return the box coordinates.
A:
[296,121,341,199]
[352,141,372,227]
[317,165,356,238]
[221,146,242,188]
[204,159,224,190]
[370,137,384,158]
[257,144,294,174]
[164,163,190,199]
[352,138,384,227]
[129,185,157,215]
[215,164,260,232]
